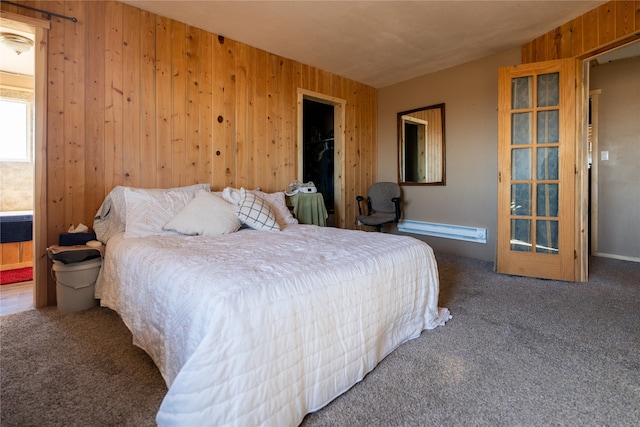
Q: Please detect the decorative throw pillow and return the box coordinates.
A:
[123,188,196,238]
[236,188,280,231]
[222,187,297,228]
[164,190,241,236]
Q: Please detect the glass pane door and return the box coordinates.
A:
[509,72,560,254]
[497,59,579,282]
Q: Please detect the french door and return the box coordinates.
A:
[497,59,582,281]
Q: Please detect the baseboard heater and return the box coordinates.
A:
[397,220,487,244]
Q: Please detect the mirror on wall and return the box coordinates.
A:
[397,103,445,185]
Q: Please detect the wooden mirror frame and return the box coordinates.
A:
[397,103,446,186]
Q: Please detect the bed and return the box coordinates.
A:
[93,185,450,426]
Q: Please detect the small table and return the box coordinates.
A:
[286,193,328,226]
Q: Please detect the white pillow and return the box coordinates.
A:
[123,188,196,238]
[236,188,280,231]
[222,187,297,227]
[164,190,241,236]
[221,187,245,205]
[94,183,210,242]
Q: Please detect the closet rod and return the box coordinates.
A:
[1,1,78,22]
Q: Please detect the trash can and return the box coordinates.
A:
[52,258,102,313]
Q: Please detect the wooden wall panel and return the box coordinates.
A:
[185,26,201,186]
[253,50,267,187]
[85,1,106,215]
[221,38,237,188]
[572,17,584,58]
[155,16,173,188]
[197,29,213,183]
[104,0,123,195]
[283,59,296,187]
[63,0,85,236]
[122,4,141,188]
[235,42,249,187]
[2,0,377,245]
[583,8,601,52]
[598,2,616,46]
[522,0,640,63]
[559,22,574,58]
[615,0,638,38]
[171,21,187,187]
[44,3,66,257]
[140,10,158,189]
[548,28,561,60]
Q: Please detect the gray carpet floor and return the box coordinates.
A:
[1,254,639,426]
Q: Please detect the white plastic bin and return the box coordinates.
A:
[52,258,102,313]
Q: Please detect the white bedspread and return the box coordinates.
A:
[95,224,449,426]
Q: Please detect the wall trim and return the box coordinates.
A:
[592,252,640,263]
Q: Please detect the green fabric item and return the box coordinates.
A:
[288,193,327,226]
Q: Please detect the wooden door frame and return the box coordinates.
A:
[1,11,50,307]
[576,37,640,278]
[581,51,640,264]
[297,89,346,227]
[575,60,588,282]
[587,90,601,258]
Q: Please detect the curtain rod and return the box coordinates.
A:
[1,1,77,23]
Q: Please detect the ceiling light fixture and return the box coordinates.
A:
[0,33,34,55]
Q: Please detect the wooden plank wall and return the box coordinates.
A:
[522,0,640,63]
[2,0,376,306]
[2,0,376,240]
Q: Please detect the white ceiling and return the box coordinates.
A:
[6,1,634,86]
[122,0,607,88]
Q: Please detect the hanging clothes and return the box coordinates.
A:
[318,142,334,211]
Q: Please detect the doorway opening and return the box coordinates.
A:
[0,19,35,313]
[1,13,48,310]
[302,99,334,216]
[585,41,640,263]
[297,89,346,228]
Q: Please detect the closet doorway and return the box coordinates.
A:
[297,89,345,227]
[302,99,334,214]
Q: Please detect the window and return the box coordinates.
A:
[0,98,31,162]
